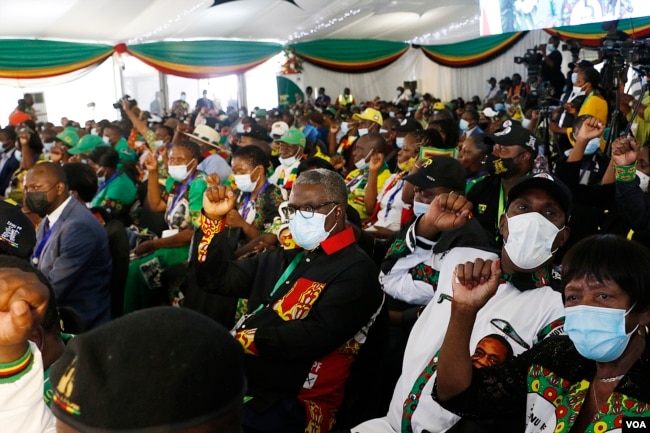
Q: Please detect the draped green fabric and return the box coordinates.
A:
[420,32,527,67]
[290,39,409,72]
[126,40,283,78]
[0,40,113,78]
[548,16,650,47]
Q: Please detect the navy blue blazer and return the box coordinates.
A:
[0,151,19,195]
[35,197,112,330]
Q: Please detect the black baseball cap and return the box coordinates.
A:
[403,156,466,192]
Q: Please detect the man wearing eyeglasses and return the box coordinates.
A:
[188,168,384,433]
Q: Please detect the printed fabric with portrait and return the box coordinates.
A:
[163,173,207,230]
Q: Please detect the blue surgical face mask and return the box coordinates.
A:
[547,44,556,53]
[584,137,600,155]
[459,119,469,131]
[565,303,638,362]
[413,200,429,217]
[571,72,578,84]
[154,139,165,149]
[14,149,22,163]
[43,141,55,153]
[396,137,405,149]
[288,205,337,250]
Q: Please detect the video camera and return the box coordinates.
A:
[514,46,544,67]
[113,95,137,110]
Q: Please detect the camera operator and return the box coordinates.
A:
[540,35,566,98]
[120,97,157,150]
[619,85,650,146]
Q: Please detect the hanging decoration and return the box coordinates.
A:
[280,48,303,75]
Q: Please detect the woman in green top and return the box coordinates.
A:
[87,146,137,224]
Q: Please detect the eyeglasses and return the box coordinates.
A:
[282,201,337,220]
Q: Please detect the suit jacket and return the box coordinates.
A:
[0,151,19,195]
[36,197,112,330]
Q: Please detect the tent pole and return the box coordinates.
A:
[237,73,247,111]
[160,72,168,116]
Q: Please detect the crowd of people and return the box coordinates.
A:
[1,31,650,432]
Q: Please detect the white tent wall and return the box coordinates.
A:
[0,59,121,126]
[298,30,561,105]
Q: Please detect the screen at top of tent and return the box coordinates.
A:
[480,0,650,35]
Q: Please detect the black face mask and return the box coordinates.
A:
[486,154,518,177]
[25,183,58,218]
[25,191,53,218]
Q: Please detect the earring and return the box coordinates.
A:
[638,324,649,337]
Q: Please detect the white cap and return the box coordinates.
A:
[271,121,289,137]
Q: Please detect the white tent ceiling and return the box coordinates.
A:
[0,0,482,46]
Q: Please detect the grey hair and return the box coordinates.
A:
[294,168,347,205]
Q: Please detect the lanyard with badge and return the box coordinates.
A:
[167,172,197,220]
[96,172,119,195]
[230,251,305,335]
[32,223,56,265]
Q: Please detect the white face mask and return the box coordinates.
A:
[154,139,165,149]
[168,159,194,182]
[389,111,396,118]
[413,200,429,217]
[90,128,99,136]
[279,155,298,167]
[236,123,245,134]
[547,44,556,53]
[571,86,584,97]
[354,150,373,170]
[288,205,337,250]
[340,122,349,135]
[459,119,469,131]
[504,212,563,270]
[521,118,531,129]
[395,137,405,149]
[234,169,258,193]
[358,128,369,137]
[637,170,650,192]
[102,136,110,145]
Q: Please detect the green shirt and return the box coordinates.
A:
[91,172,137,215]
[114,137,137,162]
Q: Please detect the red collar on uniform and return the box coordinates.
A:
[321,226,356,255]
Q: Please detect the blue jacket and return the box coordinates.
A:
[35,197,112,330]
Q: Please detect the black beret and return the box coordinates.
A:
[0,201,35,259]
[50,307,246,432]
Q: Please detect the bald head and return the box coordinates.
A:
[29,162,68,188]
[363,132,388,155]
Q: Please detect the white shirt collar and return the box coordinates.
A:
[46,195,72,226]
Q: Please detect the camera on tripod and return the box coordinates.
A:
[514,46,544,68]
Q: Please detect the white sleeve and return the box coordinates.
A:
[380,220,443,305]
[0,342,55,433]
